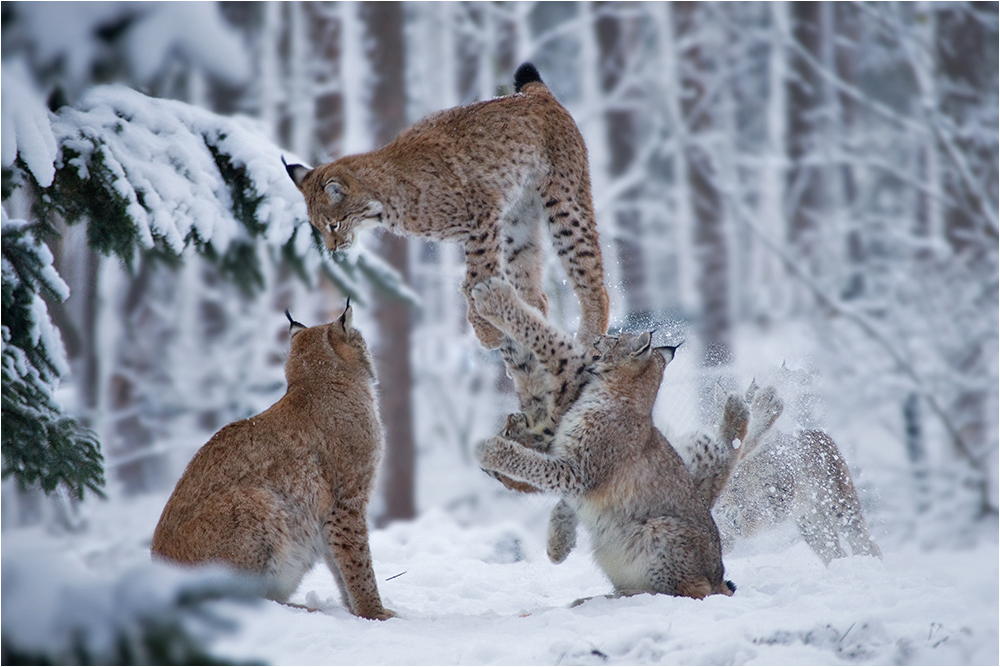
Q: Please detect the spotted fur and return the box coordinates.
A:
[474,319,733,600]
[285,63,609,349]
[151,305,394,620]
[714,386,882,565]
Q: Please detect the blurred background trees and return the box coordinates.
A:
[2,1,996,536]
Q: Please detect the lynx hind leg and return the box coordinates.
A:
[541,184,609,343]
[323,501,394,620]
[547,499,579,564]
[800,430,882,560]
[461,221,506,349]
[794,509,847,566]
[644,517,731,599]
[166,487,306,603]
[502,218,549,318]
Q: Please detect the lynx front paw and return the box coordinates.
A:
[750,385,783,425]
[722,393,750,447]
[502,412,531,439]
[469,276,517,323]
[365,607,397,621]
[475,436,517,473]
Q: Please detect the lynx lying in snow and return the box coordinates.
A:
[151,304,394,620]
[284,62,609,349]
[472,278,734,600]
[712,383,882,565]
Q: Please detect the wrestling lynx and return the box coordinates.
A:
[284,63,609,349]
[714,384,882,565]
[473,280,733,600]
[151,304,394,620]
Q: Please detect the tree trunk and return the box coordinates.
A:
[360,1,417,525]
[596,4,650,327]
[785,1,828,309]
[934,4,997,505]
[674,2,730,366]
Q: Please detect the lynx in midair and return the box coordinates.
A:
[284,63,609,349]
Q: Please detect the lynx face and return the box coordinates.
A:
[590,332,676,382]
[286,162,384,252]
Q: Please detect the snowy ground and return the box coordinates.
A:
[5,477,997,666]
[218,512,998,666]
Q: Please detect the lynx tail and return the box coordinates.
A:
[514,62,543,92]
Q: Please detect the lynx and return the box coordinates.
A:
[284,62,609,349]
[151,304,394,620]
[471,277,751,555]
[473,280,733,600]
[712,383,882,565]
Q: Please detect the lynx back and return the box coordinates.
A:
[285,63,609,348]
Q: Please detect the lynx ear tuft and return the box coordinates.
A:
[285,309,306,335]
[654,344,679,364]
[339,297,353,331]
[282,155,311,189]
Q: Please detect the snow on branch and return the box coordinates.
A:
[1,62,58,189]
[2,209,104,500]
[1,546,262,665]
[24,84,410,302]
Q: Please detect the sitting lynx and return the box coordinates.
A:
[284,63,609,349]
[713,384,882,565]
[472,280,733,600]
[151,304,394,620]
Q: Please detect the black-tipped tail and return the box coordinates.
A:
[726,580,737,593]
[514,62,543,92]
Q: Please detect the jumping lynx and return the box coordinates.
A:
[473,280,733,600]
[151,304,394,620]
[713,383,882,565]
[284,63,609,349]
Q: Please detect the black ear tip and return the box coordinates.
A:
[284,309,293,323]
[281,154,288,167]
[345,295,352,309]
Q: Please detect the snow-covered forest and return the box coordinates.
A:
[2,2,997,664]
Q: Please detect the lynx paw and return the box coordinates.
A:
[469,276,517,323]
[750,385,783,424]
[722,393,750,447]
[502,412,531,438]
[475,436,511,472]
[365,607,397,621]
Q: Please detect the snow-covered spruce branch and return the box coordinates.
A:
[2,82,417,499]
[1,211,104,500]
[31,84,412,303]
